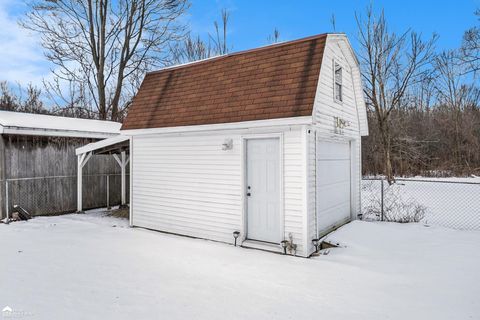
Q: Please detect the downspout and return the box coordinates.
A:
[129,136,133,227]
[0,134,5,220]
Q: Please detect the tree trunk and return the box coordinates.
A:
[97,76,107,120]
[379,117,395,184]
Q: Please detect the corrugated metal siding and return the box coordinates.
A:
[131,128,308,256]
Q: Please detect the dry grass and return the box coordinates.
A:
[106,207,129,219]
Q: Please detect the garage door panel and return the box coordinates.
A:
[317,141,350,160]
[317,182,350,211]
[316,160,350,186]
[317,202,350,230]
[316,140,351,234]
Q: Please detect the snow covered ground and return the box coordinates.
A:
[1,213,479,320]
[362,177,480,230]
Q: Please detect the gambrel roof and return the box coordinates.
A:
[122,34,328,130]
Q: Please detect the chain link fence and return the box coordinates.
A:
[2,174,129,219]
[361,177,480,230]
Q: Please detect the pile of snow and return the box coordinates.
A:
[0,214,479,319]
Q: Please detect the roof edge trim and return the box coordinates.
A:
[76,135,130,155]
[122,116,313,136]
[147,33,331,75]
[1,127,119,139]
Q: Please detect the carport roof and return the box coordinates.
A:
[75,135,130,155]
[0,110,121,138]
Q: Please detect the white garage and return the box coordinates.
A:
[105,33,369,257]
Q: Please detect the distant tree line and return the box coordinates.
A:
[0,80,99,119]
[360,7,480,179]
[3,2,478,177]
[362,90,480,177]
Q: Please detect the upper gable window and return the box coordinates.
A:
[334,61,343,102]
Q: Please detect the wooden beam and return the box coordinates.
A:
[113,152,128,206]
[112,154,121,167]
[81,152,92,168]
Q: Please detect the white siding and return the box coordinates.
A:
[283,129,306,256]
[306,129,317,254]
[132,134,242,243]
[306,34,365,255]
[131,127,309,256]
[313,37,362,136]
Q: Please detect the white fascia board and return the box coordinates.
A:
[1,127,119,139]
[121,116,313,136]
[76,134,130,155]
[327,34,360,66]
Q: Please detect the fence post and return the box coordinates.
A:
[380,178,384,221]
[5,180,9,224]
[106,175,110,210]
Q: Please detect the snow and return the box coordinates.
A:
[409,176,480,183]
[0,110,121,135]
[0,213,479,319]
[362,177,480,230]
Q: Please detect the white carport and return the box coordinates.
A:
[75,135,131,213]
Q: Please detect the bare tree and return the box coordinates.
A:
[171,34,214,63]
[330,14,336,31]
[44,78,97,119]
[211,9,230,55]
[21,0,189,121]
[0,81,48,114]
[0,81,19,111]
[267,28,280,44]
[434,50,480,170]
[171,8,230,64]
[22,84,46,114]
[356,6,437,183]
[461,9,480,75]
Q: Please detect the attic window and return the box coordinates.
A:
[334,62,343,102]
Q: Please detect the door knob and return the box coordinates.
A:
[247,192,251,196]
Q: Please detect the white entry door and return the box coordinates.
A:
[316,140,351,233]
[246,138,281,243]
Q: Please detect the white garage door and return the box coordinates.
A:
[316,140,351,234]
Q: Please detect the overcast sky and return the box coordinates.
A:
[1,0,479,88]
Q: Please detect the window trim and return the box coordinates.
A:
[333,59,343,104]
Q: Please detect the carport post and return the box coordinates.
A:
[121,151,126,205]
[113,151,129,207]
[77,152,92,212]
[77,154,83,212]
[380,178,384,221]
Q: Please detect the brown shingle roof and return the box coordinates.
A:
[122,34,327,130]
